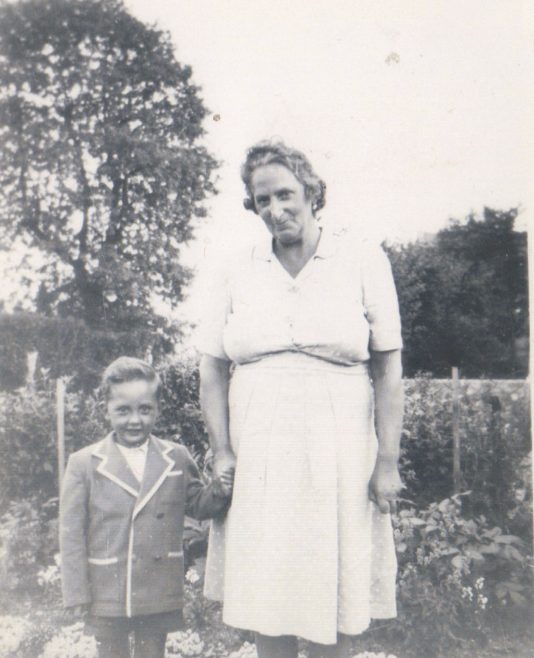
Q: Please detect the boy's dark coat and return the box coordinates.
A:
[60,433,228,617]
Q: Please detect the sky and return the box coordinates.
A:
[124,0,532,250]
[123,0,533,323]
[1,0,532,322]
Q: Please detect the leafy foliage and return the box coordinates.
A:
[0,0,217,337]
[0,496,58,594]
[0,374,106,504]
[386,208,528,378]
[158,353,209,465]
[379,495,533,658]
[401,378,531,539]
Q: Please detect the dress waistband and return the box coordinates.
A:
[234,352,370,375]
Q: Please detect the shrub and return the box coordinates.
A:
[379,494,532,658]
[0,496,59,594]
[158,353,209,465]
[401,378,531,537]
[0,378,106,506]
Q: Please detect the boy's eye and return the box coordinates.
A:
[139,406,153,414]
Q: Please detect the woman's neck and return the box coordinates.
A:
[274,223,321,278]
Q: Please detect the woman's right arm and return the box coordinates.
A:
[199,354,236,490]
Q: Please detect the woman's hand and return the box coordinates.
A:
[368,458,404,514]
[213,449,236,496]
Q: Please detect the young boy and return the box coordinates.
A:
[60,356,234,658]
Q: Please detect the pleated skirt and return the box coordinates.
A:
[204,353,397,645]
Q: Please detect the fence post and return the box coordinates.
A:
[56,377,66,492]
[451,367,461,493]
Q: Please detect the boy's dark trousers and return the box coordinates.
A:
[96,629,166,658]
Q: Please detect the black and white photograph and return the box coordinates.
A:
[0,1,531,657]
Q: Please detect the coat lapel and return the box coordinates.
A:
[92,433,140,498]
[132,437,175,520]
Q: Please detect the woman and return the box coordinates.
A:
[197,141,404,658]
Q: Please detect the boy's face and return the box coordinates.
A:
[107,379,159,446]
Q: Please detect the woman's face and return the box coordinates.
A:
[250,163,315,246]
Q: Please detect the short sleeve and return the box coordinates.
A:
[193,261,232,361]
[361,243,403,352]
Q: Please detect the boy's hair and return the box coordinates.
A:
[101,356,161,401]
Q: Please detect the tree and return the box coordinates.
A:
[386,208,528,378]
[0,0,217,341]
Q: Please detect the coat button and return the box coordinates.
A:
[154,554,162,561]
[156,512,164,519]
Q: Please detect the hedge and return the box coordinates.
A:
[0,355,530,539]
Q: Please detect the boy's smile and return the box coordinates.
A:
[107,379,159,447]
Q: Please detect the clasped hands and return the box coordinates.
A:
[212,448,237,497]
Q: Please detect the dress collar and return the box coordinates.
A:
[252,224,338,262]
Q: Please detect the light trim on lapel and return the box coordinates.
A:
[93,435,140,498]
[132,438,175,520]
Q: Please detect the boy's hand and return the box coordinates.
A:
[213,449,236,495]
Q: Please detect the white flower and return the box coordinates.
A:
[0,615,34,654]
[228,642,258,658]
[39,623,97,658]
[185,568,201,585]
[166,630,204,656]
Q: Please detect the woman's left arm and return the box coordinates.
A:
[369,348,404,514]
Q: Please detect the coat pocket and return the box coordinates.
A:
[150,552,184,601]
[88,558,120,602]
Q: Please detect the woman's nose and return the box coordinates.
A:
[268,200,284,221]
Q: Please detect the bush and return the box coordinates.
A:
[0,496,59,595]
[158,353,209,466]
[401,378,531,538]
[375,494,533,658]
[0,378,106,506]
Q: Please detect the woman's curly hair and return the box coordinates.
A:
[241,140,326,216]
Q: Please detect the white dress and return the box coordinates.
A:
[196,227,402,645]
